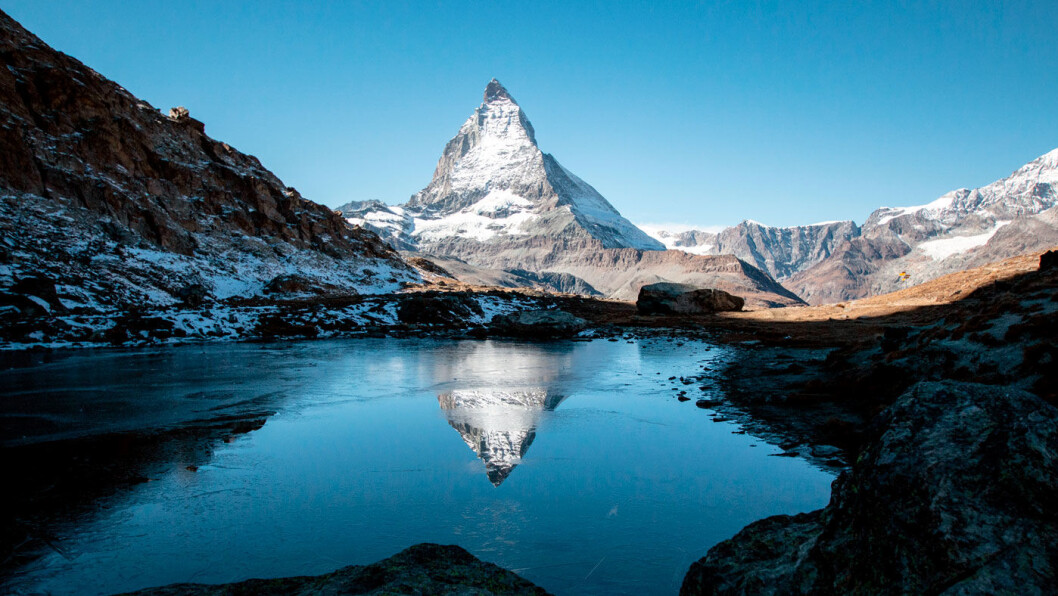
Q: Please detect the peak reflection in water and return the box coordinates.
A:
[430,341,580,485]
[439,389,566,485]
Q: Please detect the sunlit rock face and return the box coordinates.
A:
[439,389,566,486]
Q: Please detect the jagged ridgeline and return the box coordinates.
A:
[342,79,804,307]
[645,149,1058,305]
[0,9,417,314]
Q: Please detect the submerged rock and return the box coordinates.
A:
[682,381,1058,595]
[637,283,744,315]
[121,543,550,595]
[491,309,587,338]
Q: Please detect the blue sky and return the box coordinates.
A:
[6,1,1057,228]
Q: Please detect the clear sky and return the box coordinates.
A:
[6,1,1057,228]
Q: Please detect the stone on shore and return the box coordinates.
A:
[490,309,588,338]
[637,283,744,315]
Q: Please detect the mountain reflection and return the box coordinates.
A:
[431,342,579,486]
[439,389,566,485]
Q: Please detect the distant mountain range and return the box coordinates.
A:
[642,149,1058,303]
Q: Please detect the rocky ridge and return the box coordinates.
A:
[0,8,418,328]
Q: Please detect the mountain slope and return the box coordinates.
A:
[0,9,416,317]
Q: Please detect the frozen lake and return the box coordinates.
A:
[1,338,833,595]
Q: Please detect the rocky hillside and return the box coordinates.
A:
[343,80,804,307]
[0,9,417,321]
[648,148,1058,304]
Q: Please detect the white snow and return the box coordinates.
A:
[917,221,1010,261]
[413,189,540,242]
[875,193,958,226]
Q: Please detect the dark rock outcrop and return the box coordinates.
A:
[491,309,587,338]
[681,381,1058,595]
[637,283,744,315]
[121,543,550,595]
[1041,249,1057,270]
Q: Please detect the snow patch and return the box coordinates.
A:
[917,221,1010,261]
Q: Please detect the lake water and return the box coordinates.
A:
[1,338,833,595]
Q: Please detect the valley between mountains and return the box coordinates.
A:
[2,7,1057,595]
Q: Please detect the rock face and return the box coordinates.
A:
[646,148,1058,305]
[341,80,804,308]
[681,381,1058,595]
[636,283,744,315]
[642,220,860,281]
[490,309,587,338]
[0,9,415,315]
[122,543,550,595]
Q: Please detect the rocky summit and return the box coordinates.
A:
[341,80,805,307]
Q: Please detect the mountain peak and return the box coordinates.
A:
[484,78,516,104]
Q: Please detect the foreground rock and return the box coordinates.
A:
[490,309,587,338]
[681,381,1058,595]
[637,283,745,315]
[121,543,549,595]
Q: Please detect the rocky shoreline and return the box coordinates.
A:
[120,543,550,595]
[677,252,1058,593]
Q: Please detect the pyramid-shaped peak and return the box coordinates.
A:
[484,78,516,104]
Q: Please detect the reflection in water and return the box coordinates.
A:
[1,338,836,596]
[431,342,578,486]
[439,389,566,485]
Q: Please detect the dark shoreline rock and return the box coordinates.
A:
[681,381,1058,595]
[490,309,588,339]
[119,543,549,595]
[637,283,744,315]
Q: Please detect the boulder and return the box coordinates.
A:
[681,381,1058,595]
[637,283,744,315]
[491,309,587,338]
[122,543,550,595]
[1041,249,1057,270]
[174,283,209,307]
[263,274,316,295]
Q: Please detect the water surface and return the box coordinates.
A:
[1,338,833,595]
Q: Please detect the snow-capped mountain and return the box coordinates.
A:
[644,148,1058,304]
[342,80,805,307]
[641,220,860,280]
[785,147,1058,303]
[0,9,416,320]
[342,79,663,254]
